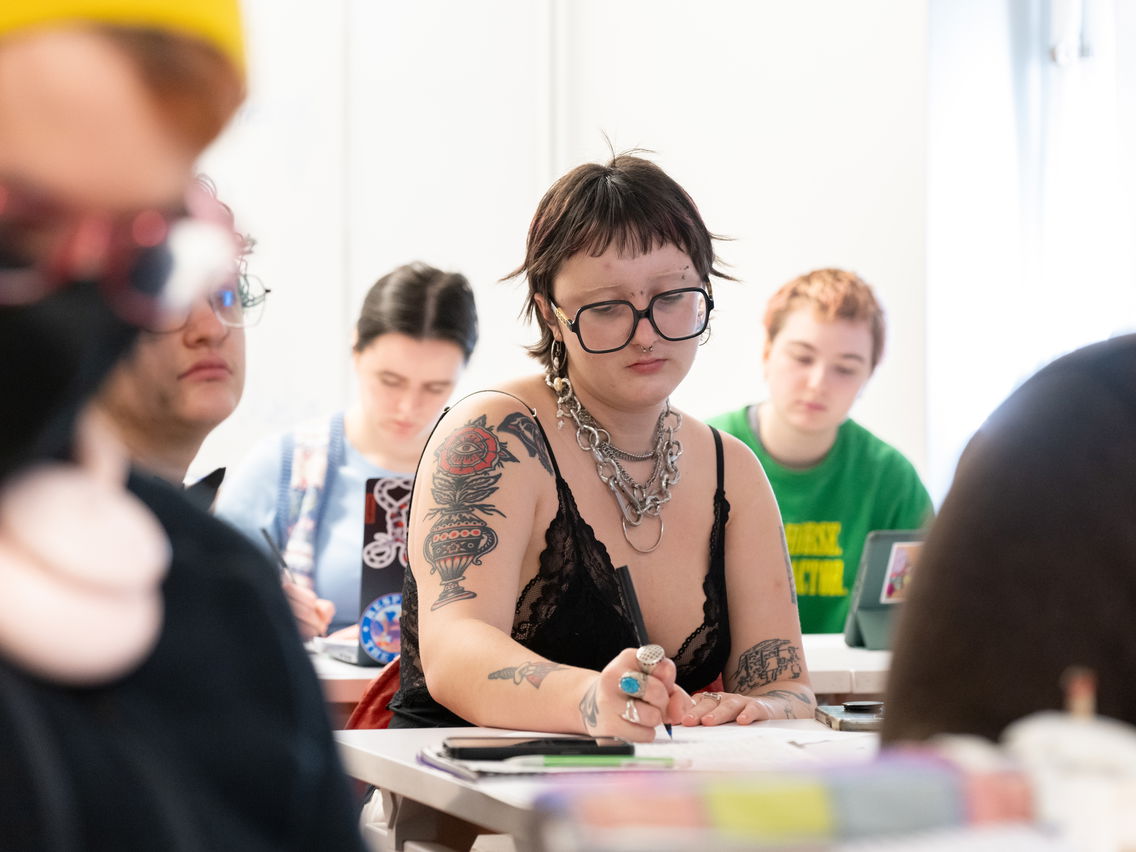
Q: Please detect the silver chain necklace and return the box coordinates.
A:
[545,372,683,553]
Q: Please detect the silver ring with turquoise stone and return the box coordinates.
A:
[618,670,648,697]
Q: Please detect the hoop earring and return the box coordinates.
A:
[699,324,712,346]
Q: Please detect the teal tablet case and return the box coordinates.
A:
[843,530,926,650]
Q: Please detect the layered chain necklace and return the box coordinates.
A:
[545,372,683,553]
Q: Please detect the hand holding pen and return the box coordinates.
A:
[260,528,336,639]
[592,648,678,742]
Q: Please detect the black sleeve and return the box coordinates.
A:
[131,473,368,851]
[0,473,366,851]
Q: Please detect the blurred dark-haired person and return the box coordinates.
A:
[708,269,932,633]
[218,261,479,639]
[0,4,364,849]
[97,178,265,508]
[883,333,1136,744]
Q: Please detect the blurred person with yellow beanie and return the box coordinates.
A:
[0,4,366,849]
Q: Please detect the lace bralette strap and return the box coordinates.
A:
[710,426,725,493]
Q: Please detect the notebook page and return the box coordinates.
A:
[635,722,878,770]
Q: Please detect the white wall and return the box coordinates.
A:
[196,0,352,473]
[926,0,1136,499]
[554,1,928,473]
[191,0,930,492]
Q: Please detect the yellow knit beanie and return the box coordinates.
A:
[0,0,244,74]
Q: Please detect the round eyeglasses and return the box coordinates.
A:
[145,268,270,333]
[551,286,713,354]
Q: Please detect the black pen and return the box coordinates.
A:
[260,527,296,583]
[614,564,672,738]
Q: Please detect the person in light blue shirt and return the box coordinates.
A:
[217,262,478,637]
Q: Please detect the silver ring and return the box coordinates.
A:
[620,698,641,724]
[701,691,722,704]
[636,644,665,675]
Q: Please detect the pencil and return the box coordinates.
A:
[614,564,673,738]
[260,527,296,583]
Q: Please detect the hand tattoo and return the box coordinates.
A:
[760,688,812,718]
[579,681,599,730]
[488,661,565,689]
[729,638,803,692]
[760,688,812,708]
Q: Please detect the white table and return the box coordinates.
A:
[800,632,890,695]
[312,634,890,707]
[311,652,383,704]
[335,721,876,852]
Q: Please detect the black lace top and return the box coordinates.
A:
[389,407,732,728]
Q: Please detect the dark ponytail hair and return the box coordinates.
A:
[354,262,478,360]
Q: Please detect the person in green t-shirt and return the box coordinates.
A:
[708,268,932,633]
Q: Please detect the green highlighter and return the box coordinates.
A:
[505,754,677,769]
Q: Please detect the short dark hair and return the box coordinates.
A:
[507,153,733,370]
[354,262,478,361]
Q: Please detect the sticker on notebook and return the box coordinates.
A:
[880,541,922,604]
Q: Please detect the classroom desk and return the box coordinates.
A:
[335,721,876,852]
[311,653,381,704]
[800,632,890,696]
[312,634,890,707]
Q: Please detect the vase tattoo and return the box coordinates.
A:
[425,415,518,610]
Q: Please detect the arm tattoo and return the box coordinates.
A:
[488,661,565,689]
[579,681,599,730]
[499,411,553,476]
[728,638,803,693]
[779,525,798,605]
[423,415,518,610]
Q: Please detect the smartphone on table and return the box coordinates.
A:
[815,701,885,732]
[441,735,633,761]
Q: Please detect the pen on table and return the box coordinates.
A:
[504,754,678,769]
[614,564,673,738]
[417,748,480,782]
[260,527,296,583]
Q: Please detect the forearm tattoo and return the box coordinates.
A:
[729,638,803,692]
[579,681,599,730]
[423,415,518,610]
[779,525,798,605]
[499,411,553,475]
[488,661,565,688]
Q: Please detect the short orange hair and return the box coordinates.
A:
[101,26,244,151]
[763,268,885,369]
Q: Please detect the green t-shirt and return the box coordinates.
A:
[707,405,933,633]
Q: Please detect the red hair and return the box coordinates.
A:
[764,268,885,369]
